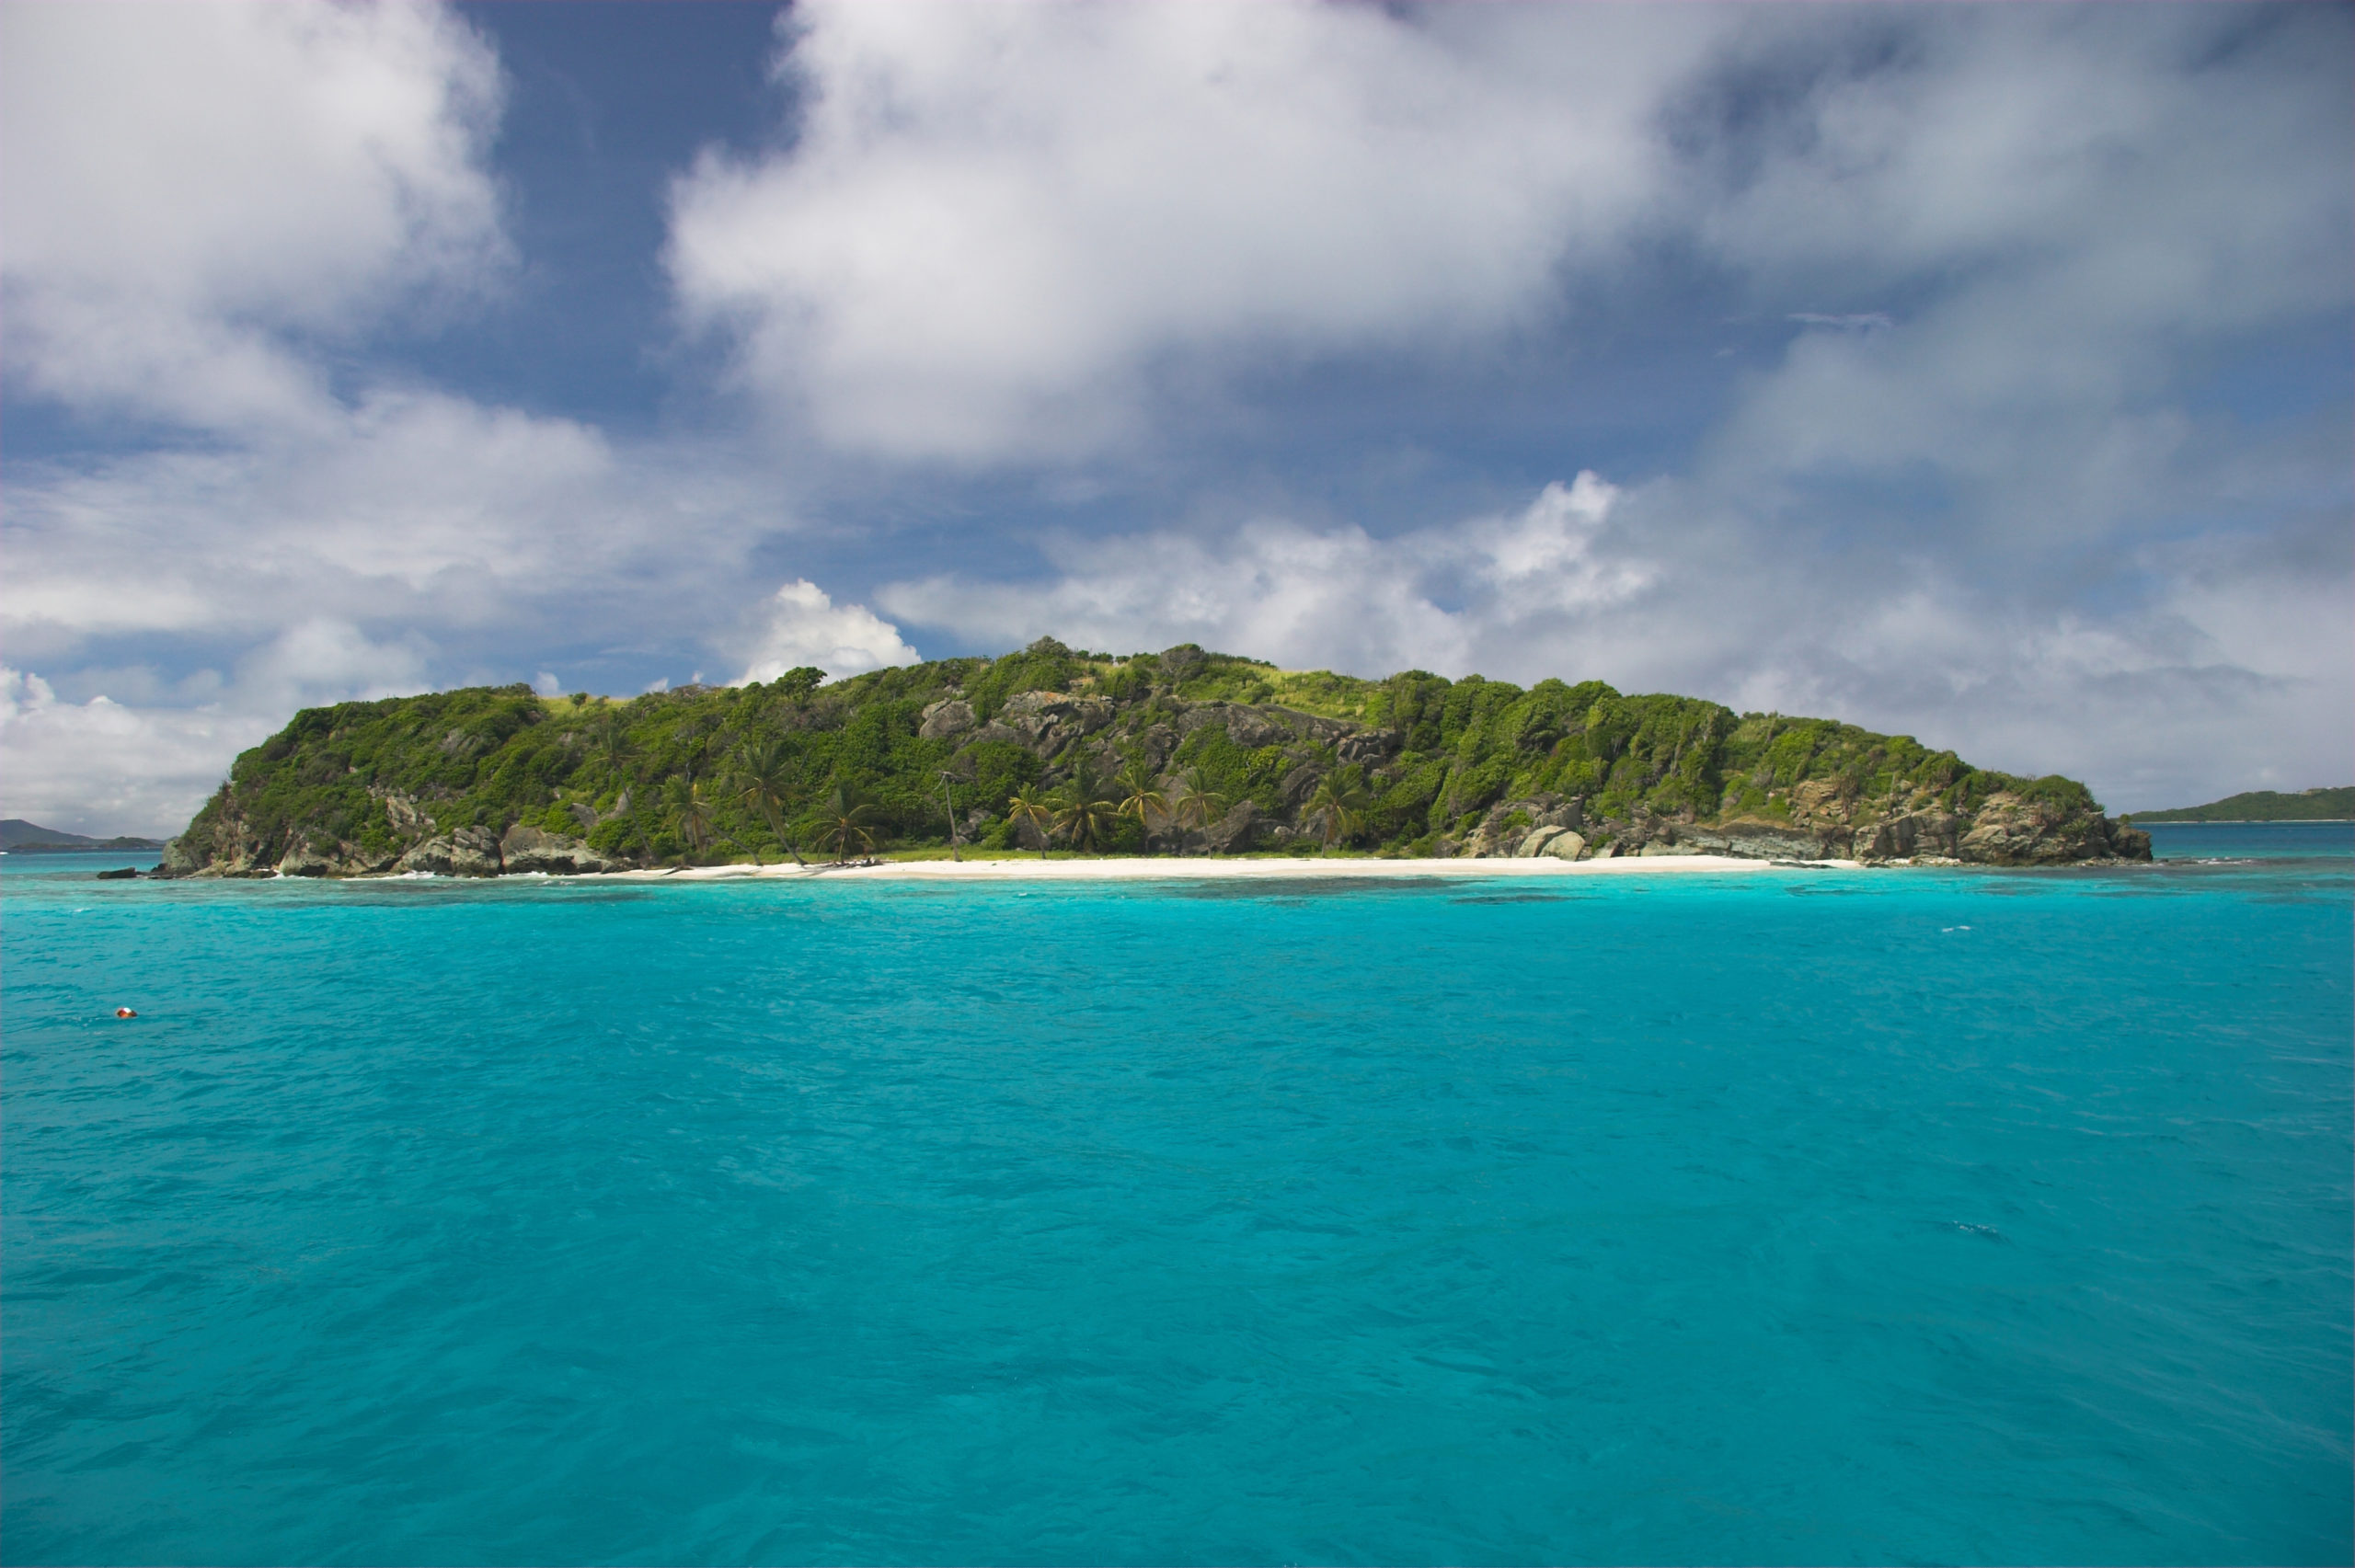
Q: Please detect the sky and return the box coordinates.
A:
[3,1,2349,835]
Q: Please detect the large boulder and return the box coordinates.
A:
[1203,799,1262,853]
[1515,826,1587,861]
[395,825,504,876]
[919,699,976,740]
[1515,825,1568,857]
[499,823,613,875]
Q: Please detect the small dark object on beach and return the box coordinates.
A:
[96,867,141,880]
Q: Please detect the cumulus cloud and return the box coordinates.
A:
[737,580,920,685]
[1,620,433,836]
[880,475,1645,675]
[0,0,509,431]
[882,470,2350,811]
[669,1,1718,460]
[0,393,813,830]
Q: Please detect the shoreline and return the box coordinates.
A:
[592,853,1848,883]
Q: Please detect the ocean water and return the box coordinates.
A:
[4,840,2349,1565]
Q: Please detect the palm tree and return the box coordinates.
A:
[664,775,717,864]
[1006,782,1055,857]
[1166,766,1228,855]
[731,737,807,866]
[1053,758,1121,855]
[592,707,630,779]
[815,784,883,863]
[1114,759,1170,850]
[591,707,654,857]
[1304,766,1373,850]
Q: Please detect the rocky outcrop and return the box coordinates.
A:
[1515,826,1586,861]
[1177,702,1358,752]
[995,691,1114,760]
[275,840,403,877]
[919,698,976,741]
[371,786,432,838]
[1203,799,1263,853]
[1462,796,1589,858]
[1956,793,2149,865]
[498,823,613,876]
[394,826,504,876]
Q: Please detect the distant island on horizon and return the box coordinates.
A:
[0,818,167,854]
[2123,786,2354,824]
[151,638,2151,879]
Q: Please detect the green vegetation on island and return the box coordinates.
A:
[1,818,166,853]
[157,638,2149,877]
[2123,787,2354,823]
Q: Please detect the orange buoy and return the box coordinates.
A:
[114,1007,136,1019]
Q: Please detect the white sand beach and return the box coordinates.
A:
[607,853,1852,884]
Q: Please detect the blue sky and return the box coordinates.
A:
[3,1,2349,833]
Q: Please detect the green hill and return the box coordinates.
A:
[0,818,165,853]
[155,638,2149,876]
[2124,787,2355,823]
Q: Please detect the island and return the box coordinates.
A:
[154,638,2151,878]
[2,818,167,853]
[2123,786,2353,823]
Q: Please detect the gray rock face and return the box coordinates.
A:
[499,823,613,875]
[1514,825,1587,860]
[1204,799,1262,853]
[1703,819,1848,861]
[919,699,977,740]
[1857,810,1969,863]
[395,825,504,876]
[1459,795,1591,858]
[1955,793,2149,865]
[997,692,1113,758]
[371,787,432,837]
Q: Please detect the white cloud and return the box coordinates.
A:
[736,580,920,684]
[0,620,432,837]
[879,476,1646,676]
[1,393,651,657]
[669,1,1718,461]
[881,472,2350,811]
[0,0,509,432]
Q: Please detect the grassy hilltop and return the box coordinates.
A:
[158,638,2147,876]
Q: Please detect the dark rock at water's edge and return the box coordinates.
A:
[94,867,143,880]
[153,639,2152,877]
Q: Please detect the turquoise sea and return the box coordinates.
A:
[5,826,2349,1564]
